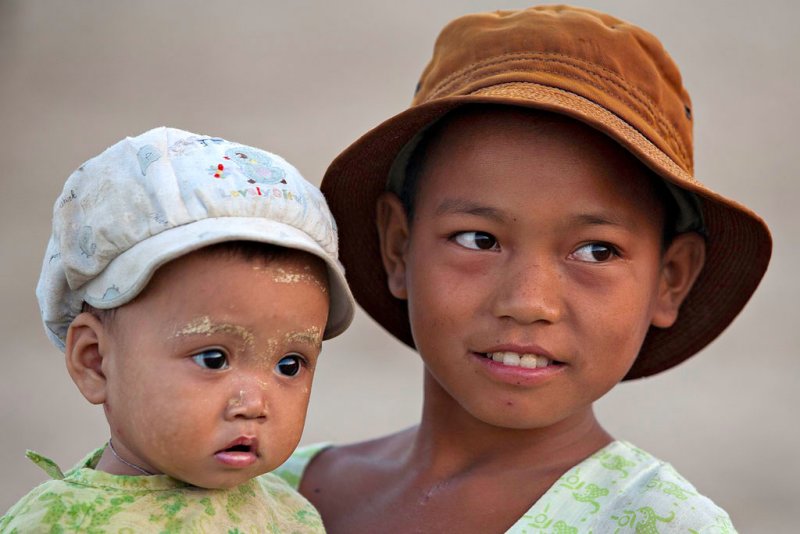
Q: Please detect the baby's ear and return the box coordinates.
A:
[65,312,110,405]
[375,192,410,300]
[652,232,706,328]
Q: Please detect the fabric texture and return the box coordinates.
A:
[1,447,324,533]
[272,441,736,533]
[37,127,355,351]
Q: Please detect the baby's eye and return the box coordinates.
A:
[452,231,500,251]
[276,354,304,377]
[571,243,619,263]
[191,350,229,370]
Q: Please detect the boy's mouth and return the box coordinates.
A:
[479,351,560,368]
[214,437,259,467]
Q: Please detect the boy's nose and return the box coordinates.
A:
[491,257,564,325]
[224,384,269,421]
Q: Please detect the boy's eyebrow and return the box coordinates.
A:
[434,200,628,228]
[572,213,626,227]
[434,198,507,223]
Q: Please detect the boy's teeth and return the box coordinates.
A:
[487,351,551,368]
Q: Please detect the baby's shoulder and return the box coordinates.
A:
[0,477,100,533]
[519,441,736,533]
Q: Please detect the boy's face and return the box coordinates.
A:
[96,248,329,488]
[382,108,683,430]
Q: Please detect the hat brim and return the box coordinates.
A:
[81,216,354,342]
[321,82,771,379]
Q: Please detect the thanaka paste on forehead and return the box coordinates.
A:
[175,316,255,348]
[271,266,328,294]
[284,326,323,348]
[252,338,280,372]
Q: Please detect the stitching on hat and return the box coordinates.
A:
[427,53,690,168]
[473,83,694,183]
[428,51,679,140]
[423,52,690,168]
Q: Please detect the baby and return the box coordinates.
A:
[0,127,354,532]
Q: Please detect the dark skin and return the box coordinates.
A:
[300,386,611,533]
[301,108,705,533]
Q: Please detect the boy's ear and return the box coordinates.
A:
[651,232,706,328]
[375,192,410,300]
[65,312,110,405]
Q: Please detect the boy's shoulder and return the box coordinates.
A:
[515,440,736,533]
[1,449,324,533]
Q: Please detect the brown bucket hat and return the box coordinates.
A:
[321,5,772,379]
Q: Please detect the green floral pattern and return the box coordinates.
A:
[1,447,324,533]
[273,441,736,533]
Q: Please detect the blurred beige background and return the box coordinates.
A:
[1,1,797,531]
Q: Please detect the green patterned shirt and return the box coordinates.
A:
[1,447,324,533]
[274,440,736,533]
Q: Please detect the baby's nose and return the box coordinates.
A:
[224,384,268,421]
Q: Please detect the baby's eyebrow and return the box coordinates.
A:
[284,327,323,350]
[174,316,255,348]
[434,198,506,223]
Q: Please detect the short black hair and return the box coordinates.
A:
[80,241,302,325]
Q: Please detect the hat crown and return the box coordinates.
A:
[50,128,335,292]
[414,5,694,173]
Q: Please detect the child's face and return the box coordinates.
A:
[381,109,684,431]
[96,249,328,488]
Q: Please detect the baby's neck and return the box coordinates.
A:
[94,440,160,477]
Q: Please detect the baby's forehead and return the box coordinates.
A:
[141,252,327,337]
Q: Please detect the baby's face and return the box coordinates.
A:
[387,108,676,430]
[100,248,329,488]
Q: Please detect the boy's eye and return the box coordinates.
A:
[452,231,500,251]
[276,354,304,377]
[571,243,619,263]
[191,350,229,370]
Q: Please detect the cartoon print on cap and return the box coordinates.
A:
[137,145,161,175]
[208,162,229,179]
[102,285,120,301]
[225,147,288,185]
[78,226,96,257]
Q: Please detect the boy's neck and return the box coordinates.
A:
[408,371,612,479]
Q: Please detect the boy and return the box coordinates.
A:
[274,6,771,532]
[1,127,354,532]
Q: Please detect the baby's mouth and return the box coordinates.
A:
[214,437,259,467]
[478,351,561,368]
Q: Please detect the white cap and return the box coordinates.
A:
[37,127,355,351]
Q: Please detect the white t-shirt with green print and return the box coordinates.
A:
[273,440,736,533]
[1,446,324,533]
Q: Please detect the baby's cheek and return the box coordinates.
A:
[149,391,212,438]
[278,386,311,437]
